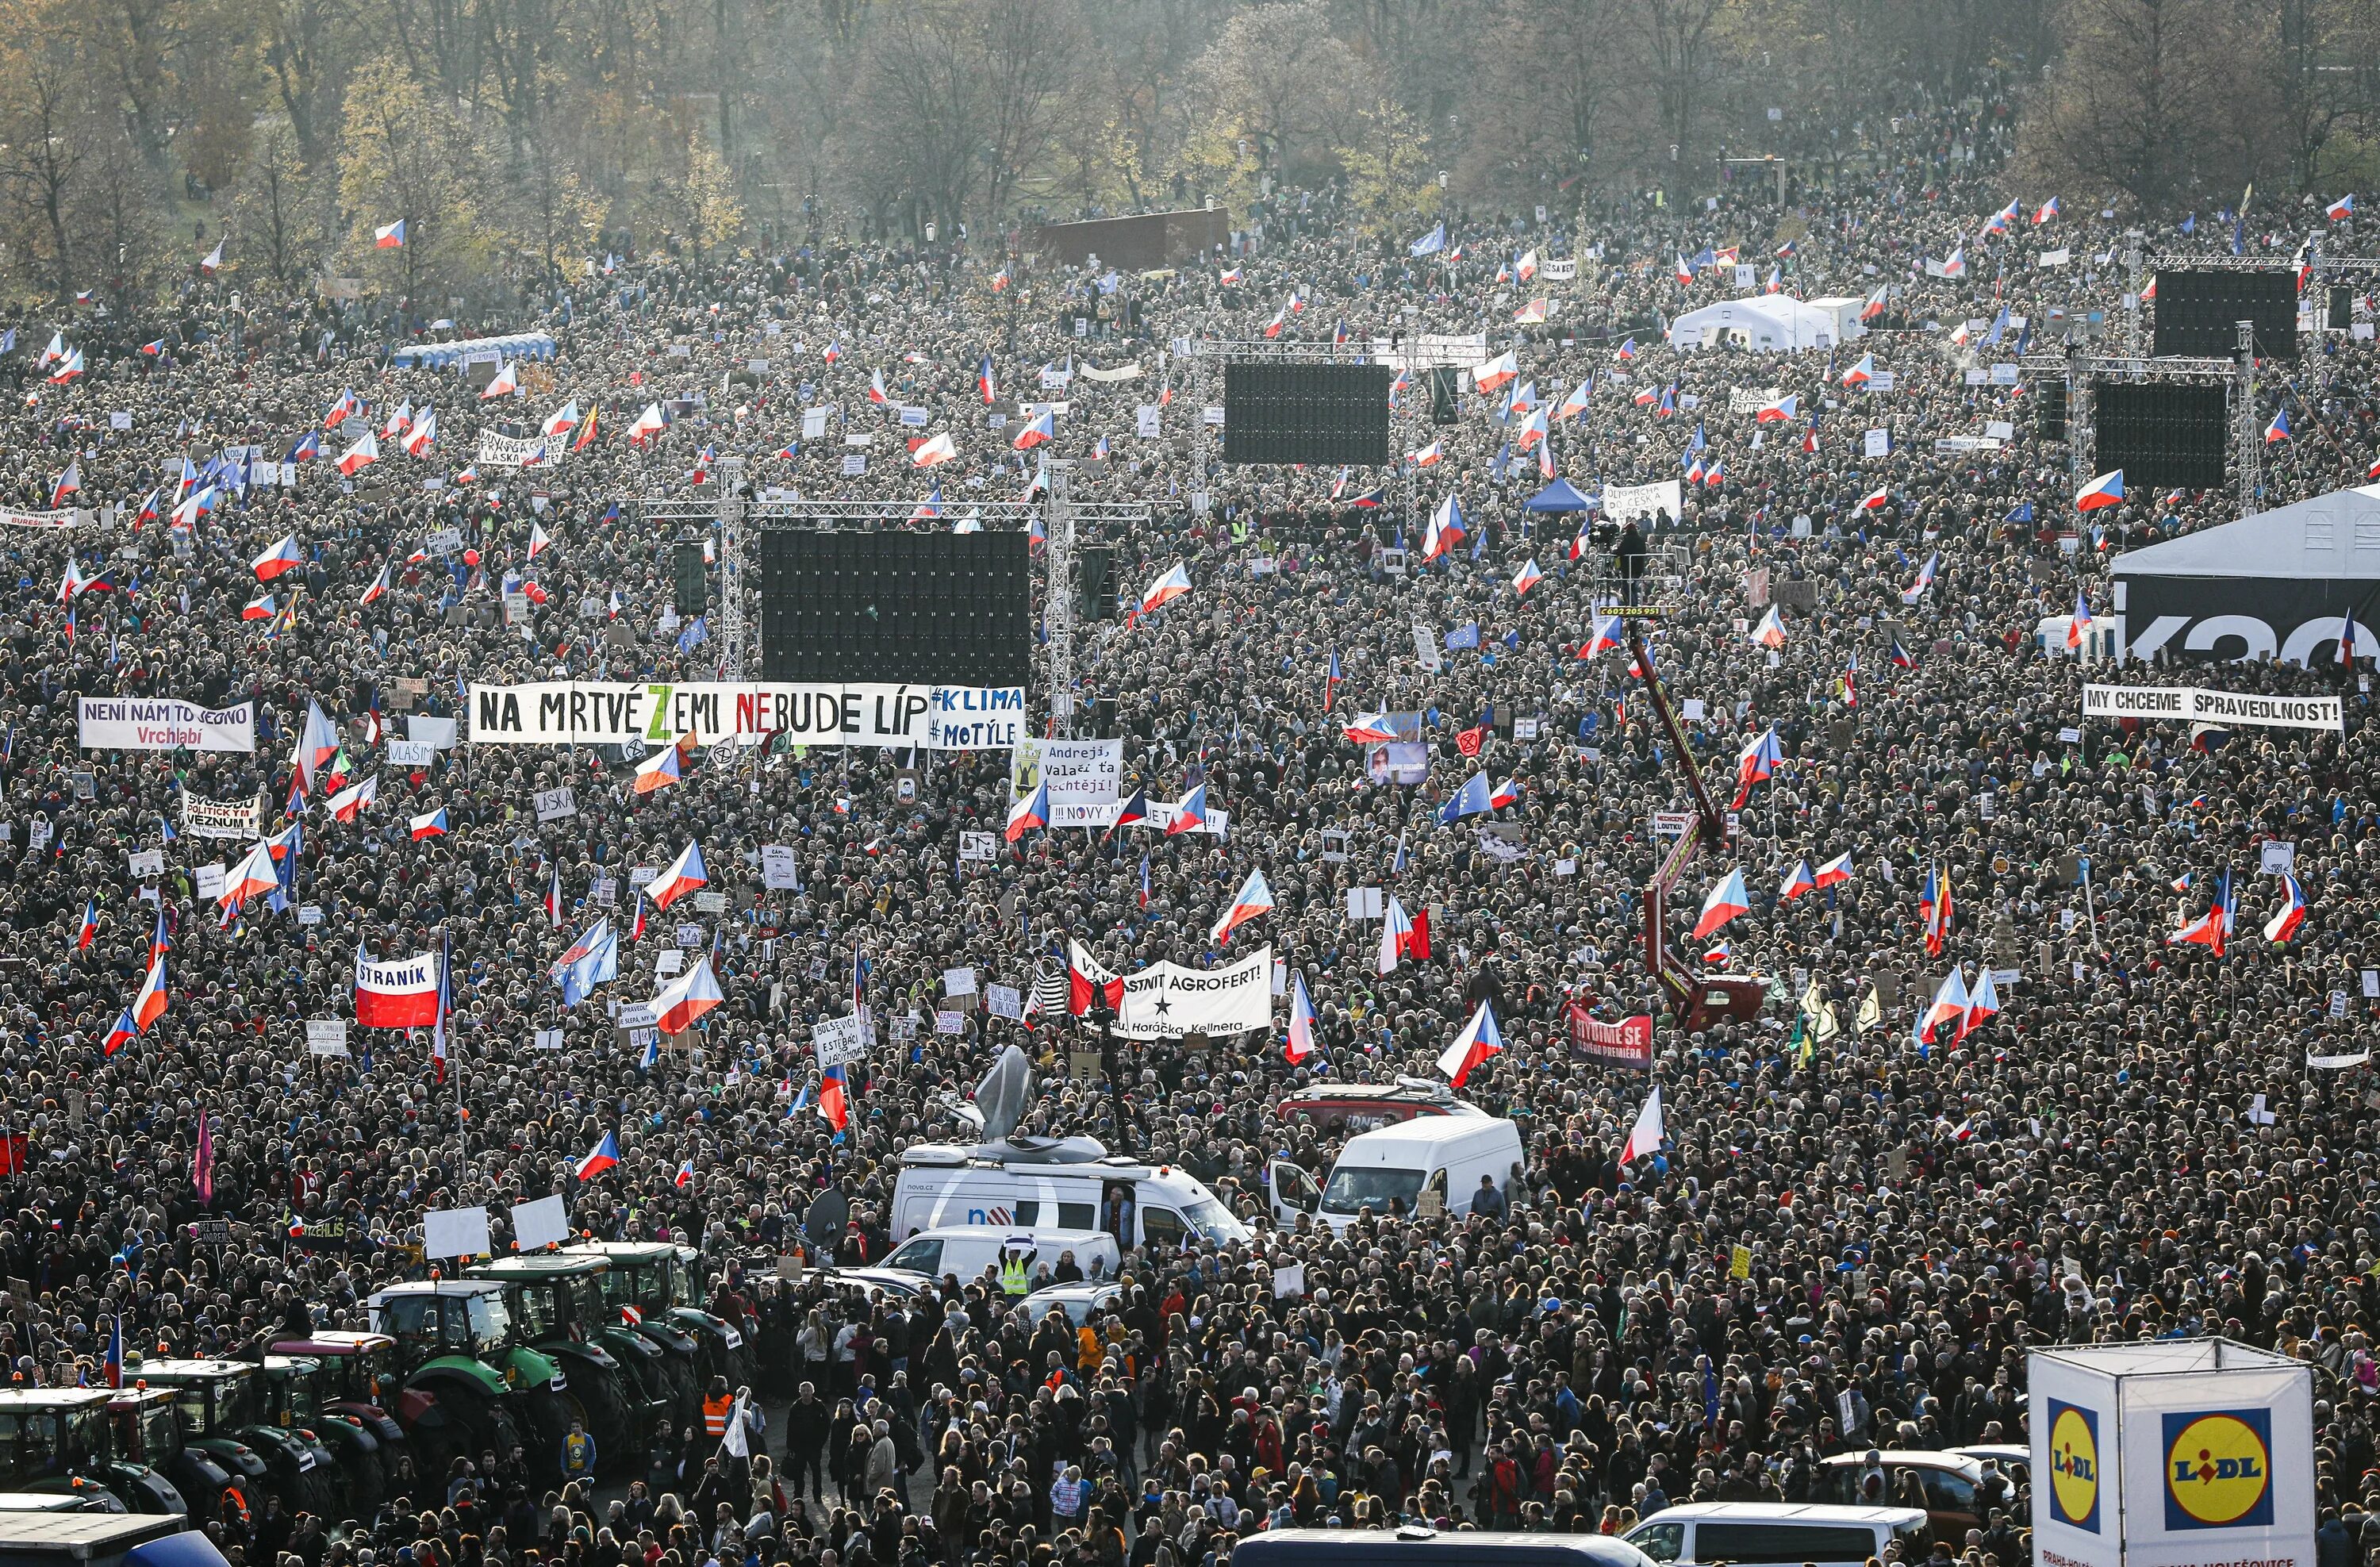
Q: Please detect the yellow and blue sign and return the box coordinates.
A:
[2048,1399,2102,1531]
[2163,1408,2275,1530]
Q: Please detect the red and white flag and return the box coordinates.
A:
[355,944,442,1027]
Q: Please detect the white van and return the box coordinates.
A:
[879,1227,1119,1288]
[1293,1115,1526,1231]
[1625,1504,1930,1567]
[891,1136,1251,1253]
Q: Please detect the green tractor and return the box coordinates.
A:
[263,1333,407,1494]
[561,1240,755,1396]
[132,1360,340,1522]
[460,1255,666,1470]
[108,1386,246,1522]
[257,1356,386,1523]
[0,1388,186,1515]
[365,1282,541,1479]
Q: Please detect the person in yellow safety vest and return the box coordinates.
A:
[562,1416,598,1481]
[702,1376,735,1438]
[998,1240,1035,1296]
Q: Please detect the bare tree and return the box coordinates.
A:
[2019,0,2250,211]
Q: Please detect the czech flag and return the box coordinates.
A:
[1813,850,1854,888]
[1734,728,1783,807]
[1435,1000,1503,1089]
[49,460,79,508]
[1012,409,1054,449]
[1166,782,1207,837]
[252,536,302,580]
[242,593,276,621]
[1779,859,1818,901]
[1377,896,1430,974]
[912,432,958,466]
[651,954,724,1034]
[1918,969,1970,1044]
[1102,788,1150,839]
[1755,393,1797,422]
[574,1130,621,1181]
[47,349,83,382]
[1210,867,1276,945]
[327,774,378,822]
[632,739,686,794]
[1580,615,1625,658]
[1489,776,1521,809]
[646,840,708,909]
[817,1063,850,1131]
[1618,1088,1664,1163]
[1691,869,1749,941]
[2034,196,2061,225]
[1959,966,2001,1041]
[1751,605,1788,647]
[977,355,996,403]
[1138,562,1191,614]
[1472,351,1518,393]
[868,368,889,405]
[131,954,169,1031]
[409,808,448,840]
[1004,779,1050,842]
[219,841,281,910]
[1841,354,1875,386]
[374,219,406,248]
[1422,494,1466,561]
[75,899,97,952]
[2264,873,2308,943]
[2068,590,2093,647]
[402,407,438,456]
[1559,378,1592,421]
[1858,486,1891,511]
[2075,468,2124,510]
[1285,971,1319,1065]
[1341,711,1397,743]
[336,431,378,475]
[1408,440,1443,467]
[2328,194,2356,221]
[103,1007,136,1058]
[2172,903,2228,957]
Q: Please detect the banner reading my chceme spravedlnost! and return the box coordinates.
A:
[2082,684,2343,733]
[466,680,1027,750]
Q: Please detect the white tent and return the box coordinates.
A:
[1665,296,1855,352]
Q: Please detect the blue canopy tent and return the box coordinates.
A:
[390,331,558,371]
[1522,477,1596,512]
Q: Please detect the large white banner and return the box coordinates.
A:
[2082,685,2342,733]
[1602,480,1684,527]
[79,697,255,752]
[474,430,559,468]
[1115,946,1273,1039]
[0,506,91,529]
[1012,736,1123,827]
[468,681,1026,749]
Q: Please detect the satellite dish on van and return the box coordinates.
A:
[973,1044,1034,1144]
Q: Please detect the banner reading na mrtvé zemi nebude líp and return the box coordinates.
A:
[467,680,1026,750]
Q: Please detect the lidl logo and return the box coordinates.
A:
[2048,1400,2101,1531]
[2163,1408,2274,1530]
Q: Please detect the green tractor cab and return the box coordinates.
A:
[560,1241,754,1393]
[258,1356,383,1523]
[132,1360,340,1523]
[0,1390,182,1516]
[366,1282,541,1479]
[460,1255,665,1469]
[106,1388,228,1521]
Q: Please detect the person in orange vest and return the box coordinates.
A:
[702,1375,735,1442]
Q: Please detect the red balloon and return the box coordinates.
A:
[463,548,481,567]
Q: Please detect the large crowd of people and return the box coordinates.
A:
[6,69,2380,1567]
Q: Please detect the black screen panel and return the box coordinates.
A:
[758,530,1030,686]
[2152,269,2297,361]
[1221,361,1392,464]
[2093,380,2228,490]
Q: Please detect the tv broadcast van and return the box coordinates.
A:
[890,1136,1251,1254]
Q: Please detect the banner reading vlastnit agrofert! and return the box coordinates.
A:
[466,681,1026,750]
